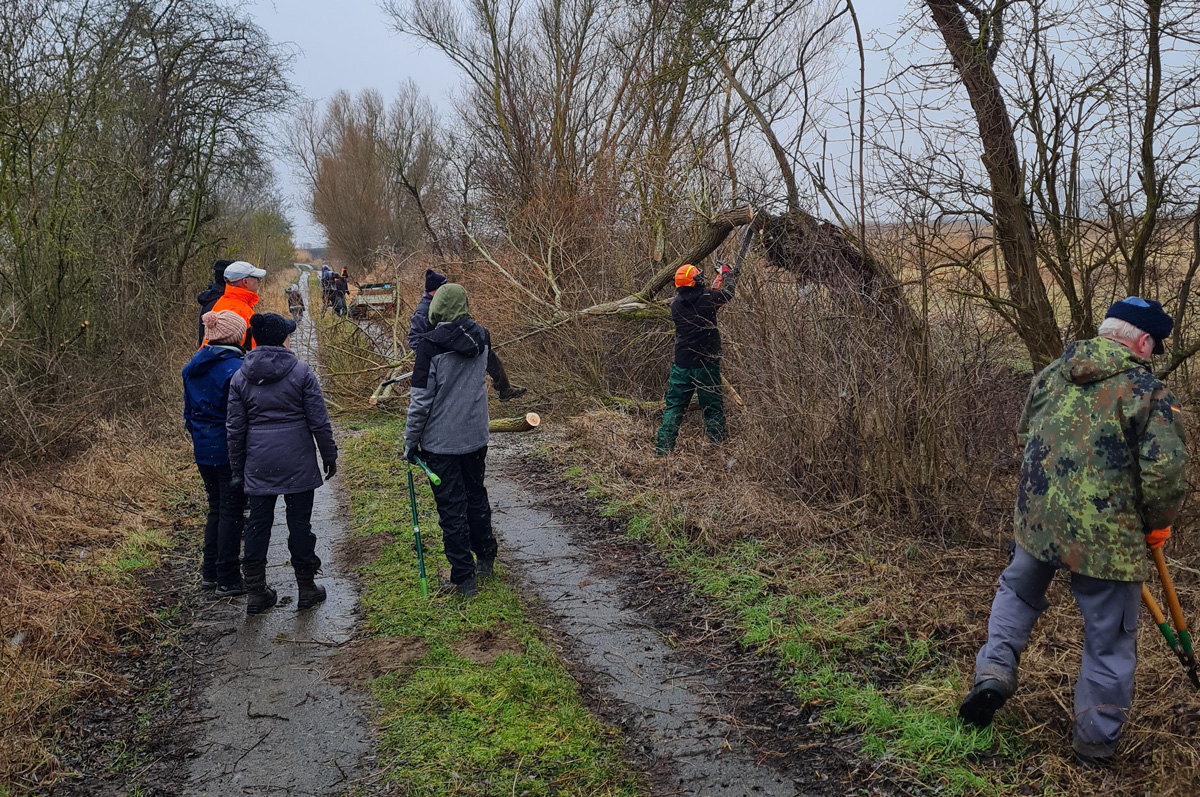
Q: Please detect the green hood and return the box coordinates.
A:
[1061,337,1147,385]
[429,283,470,324]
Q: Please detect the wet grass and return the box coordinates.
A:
[340,417,647,797]
[574,474,1024,795]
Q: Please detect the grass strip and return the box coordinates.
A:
[340,416,646,797]
[569,460,1025,795]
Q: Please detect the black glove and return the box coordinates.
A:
[324,460,337,480]
[404,446,419,464]
[229,471,243,490]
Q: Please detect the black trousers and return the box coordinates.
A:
[243,490,319,571]
[197,464,246,587]
[424,447,498,584]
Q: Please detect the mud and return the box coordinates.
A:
[452,624,523,666]
[182,270,375,795]
[328,637,428,687]
[485,435,854,796]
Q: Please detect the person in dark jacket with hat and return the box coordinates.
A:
[654,261,741,455]
[183,310,249,596]
[959,296,1187,767]
[196,259,235,347]
[407,268,526,401]
[404,284,498,598]
[227,312,339,615]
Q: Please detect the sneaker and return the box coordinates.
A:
[958,679,1009,728]
[215,583,246,598]
[476,558,495,581]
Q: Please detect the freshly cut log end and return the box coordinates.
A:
[489,413,541,433]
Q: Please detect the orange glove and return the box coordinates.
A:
[1146,527,1171,550]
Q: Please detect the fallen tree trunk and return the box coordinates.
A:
[489,413,541,433]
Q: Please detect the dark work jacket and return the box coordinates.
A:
[182,345,245,466]
[407,293,434,350]
[671,282,736,368]
[226,346,338,496]
[404,319,491,456]
[196,283,225,347]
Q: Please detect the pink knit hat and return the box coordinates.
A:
[202,310,247,345]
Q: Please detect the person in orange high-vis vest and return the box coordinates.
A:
[204,261,266,349]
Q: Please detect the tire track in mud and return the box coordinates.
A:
[486,436,851,796]
[183,270,373,796]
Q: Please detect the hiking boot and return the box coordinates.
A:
[476,558,496,582]
[200,577,218,590]
[438,577,478,598]
[243,564,278,615]
[1075,752,1114,771]
[498,385,527,401]
[294,562,327,610]
[215,582,246,598]
[958,679,1009,728]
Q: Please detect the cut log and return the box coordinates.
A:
[489,413,541,433]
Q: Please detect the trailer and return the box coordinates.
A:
[348,282,396,320]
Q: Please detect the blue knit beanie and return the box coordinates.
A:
[1105,296,1173,354]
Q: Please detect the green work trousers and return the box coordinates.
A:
[655,362,726,454]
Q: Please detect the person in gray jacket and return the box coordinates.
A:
[227,312,338,615]
[403,284,497,598]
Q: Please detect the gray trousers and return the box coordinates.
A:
[974,545,1141,757]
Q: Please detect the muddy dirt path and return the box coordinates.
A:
[184,271,372,795]
[486,436,834,796]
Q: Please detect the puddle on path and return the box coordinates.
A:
[184,270,372,795]
[486,456,803,796]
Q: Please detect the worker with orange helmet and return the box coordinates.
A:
[654,257,742,455]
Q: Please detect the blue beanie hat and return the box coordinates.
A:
[425,269,448,293]
[1105,296,1173,354]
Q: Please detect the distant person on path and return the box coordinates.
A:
[403,284,498,598]
[320,264,334,313]
[407,268,526,401]
[183,310,249,597]
[654,260,741,455]
[332,272,349,316]
[958,297,1188,767]
[196,259,234,347]
[286,284,305,322]
[226,312,339,615]
[205,261,266,349]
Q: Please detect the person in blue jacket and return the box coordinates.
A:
[183,310,249,596]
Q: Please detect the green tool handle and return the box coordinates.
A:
[414,455,441,486]
[408,470,429,597]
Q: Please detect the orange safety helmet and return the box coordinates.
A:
[674,263,700,288]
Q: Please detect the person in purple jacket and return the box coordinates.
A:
[183,310,249,596]
[226,312,339,615]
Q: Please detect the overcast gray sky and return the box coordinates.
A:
[246,0,908,247]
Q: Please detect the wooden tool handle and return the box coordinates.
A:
[1143,583,1168,626]
[1153,547,1189,634]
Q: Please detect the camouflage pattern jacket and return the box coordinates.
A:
[1014,337,1188,581]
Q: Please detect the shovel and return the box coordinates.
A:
[407,469,429,597]
[1146,547,1200,690]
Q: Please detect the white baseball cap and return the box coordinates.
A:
[224,261,266,281]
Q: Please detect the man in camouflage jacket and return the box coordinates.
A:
[959,297,1188,766]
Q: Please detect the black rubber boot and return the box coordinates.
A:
[958,679,1009,728]
[244,564,278,616]
[476,557,495,582]
[438,577,478,598]
[294,561,327,609]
